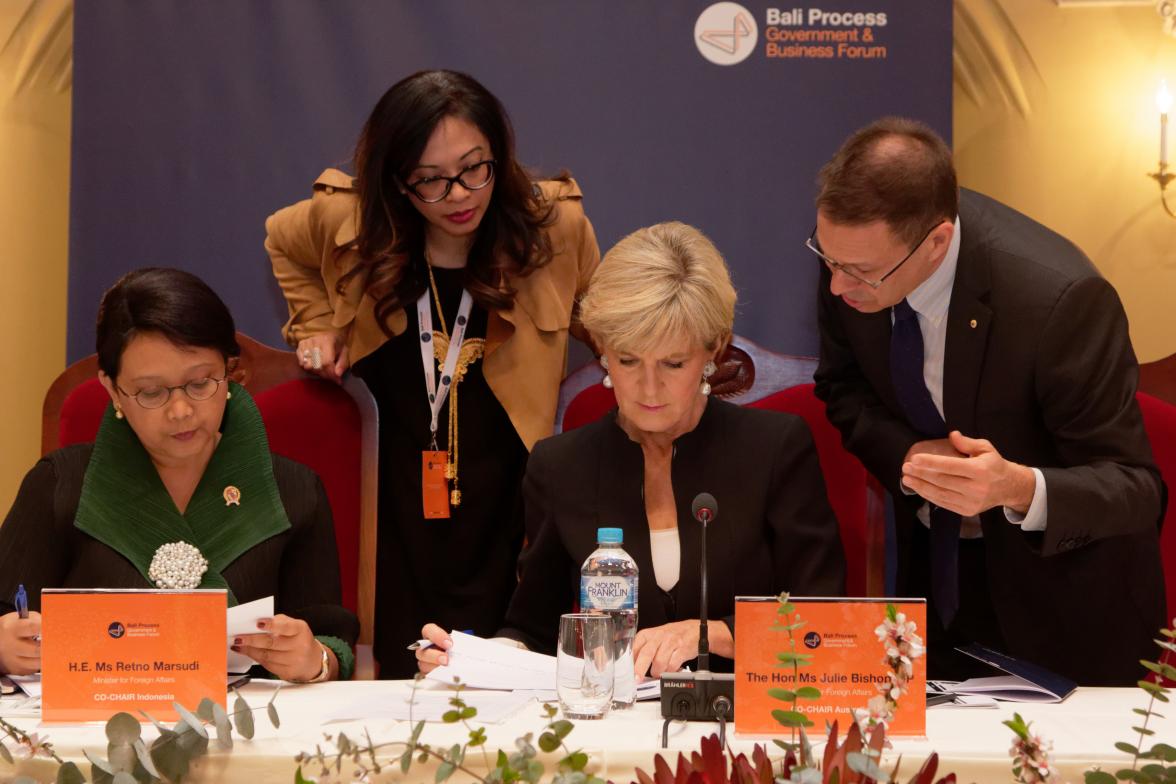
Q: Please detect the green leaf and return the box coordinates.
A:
[526,759,545,782]
[767,688,796,701]
[1116,741,1141,755]
[211,701,233,750]
[497,749,510,768]
[233,693,255,739]
[1083,771,1116,784]
[54,762,86,784]
[173,702,209,738]
[139,710,167,733]
[411,719,426,746]
[104,712,141,745]
[771,709,814,727]
[886,604,898,622]
[550,720,574,740]
[538,732,561,753]
[460,706,477,720]
[85,749,114,774]
[562,751,589,771]
[776,651,814,664]
[436,761,456,783]
[778,601,796,614]
[0,741,12,765]
[196,697,217,722]
[133,738,161,779]
[442,709,461,723]
[795,686,822,700]
[267,701,281,729]
[468,726,487,747]
[295,765,316,784]
[772,739,797,752]
[400,749,413,774]
[1131,726,1156,737]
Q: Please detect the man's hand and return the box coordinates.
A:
[902,431,1036,517]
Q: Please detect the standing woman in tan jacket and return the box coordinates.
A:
[265,70,600,677]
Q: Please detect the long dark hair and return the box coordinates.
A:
[340,69,559,333]
[96,267,240,380]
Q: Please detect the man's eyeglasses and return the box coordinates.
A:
[804,223,940,290]
[115,376,228,410]
[403,160,496,204]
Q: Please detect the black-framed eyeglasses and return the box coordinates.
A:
[804,223,941,290]
[402,160,496,204]
[115,375,228,410]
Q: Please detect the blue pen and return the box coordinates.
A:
[14,584,28,619]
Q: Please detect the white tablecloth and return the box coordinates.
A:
[2,681,1171,782]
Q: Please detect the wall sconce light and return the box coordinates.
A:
[1148,79,1176,217]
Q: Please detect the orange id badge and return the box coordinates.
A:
[422,450,451,519]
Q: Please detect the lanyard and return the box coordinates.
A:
[417,287,474,444]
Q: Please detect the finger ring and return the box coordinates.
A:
[311,347,322,370]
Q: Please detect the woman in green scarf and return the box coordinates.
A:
[0,268,357,681]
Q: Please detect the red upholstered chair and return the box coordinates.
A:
[1136,392,1176,626]
[555,335,886,596]
[40,333,379,678]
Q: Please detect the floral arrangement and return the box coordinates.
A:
[768,593,821,747]
[853,604,925,734]
[294,681,602,784]
[1004,713,1061,784]
[0,688,279,783]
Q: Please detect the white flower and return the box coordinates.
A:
[148,541,208,590]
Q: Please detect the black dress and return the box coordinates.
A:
[353,265,529,677]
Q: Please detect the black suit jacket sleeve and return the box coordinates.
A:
[499,439,576,654]
[1033,276,1164,555]
[814,265,919,506]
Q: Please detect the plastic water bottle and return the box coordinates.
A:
[580,527,638,708]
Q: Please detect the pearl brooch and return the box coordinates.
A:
[148,541,209,590]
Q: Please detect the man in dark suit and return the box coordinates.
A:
[811,117,1166,685]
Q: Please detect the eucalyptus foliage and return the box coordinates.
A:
[295,678,605,784]
[0,687,280,783]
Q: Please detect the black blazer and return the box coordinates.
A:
[500,398,846,666]
[814,188,1166,685]
[0,444,359,646]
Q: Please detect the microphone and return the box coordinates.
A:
[690,493,718,672]
[659,491,734,742]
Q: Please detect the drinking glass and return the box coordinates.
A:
[556,613,614,719]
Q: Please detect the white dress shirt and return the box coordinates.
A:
[899,218,1048,535]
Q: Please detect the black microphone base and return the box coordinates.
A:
[659,671,735,721]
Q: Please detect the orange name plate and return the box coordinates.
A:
[41,589,227,722]
[734,597,927,737]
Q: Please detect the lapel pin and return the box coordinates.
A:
[969,318,978,329]
[223,486,241,507]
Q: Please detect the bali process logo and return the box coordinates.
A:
[107,622,126,639]
[695,2,758,65]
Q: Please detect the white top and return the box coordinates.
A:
[649,527,680,592]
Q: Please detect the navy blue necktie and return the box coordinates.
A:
[890,299,960,627]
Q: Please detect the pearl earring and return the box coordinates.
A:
[226,390,232,400]
[701,360,717,396]
[114,405,124,420]
[600,356,613,390]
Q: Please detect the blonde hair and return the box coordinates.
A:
[580,222,736,353]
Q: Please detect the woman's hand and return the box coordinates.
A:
[232,614,335,682]
[297,333,349,383]
[0,611,41,676]
[632,619,734,679]
[414,623,453,674]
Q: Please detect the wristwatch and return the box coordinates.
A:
[303,641,331,683]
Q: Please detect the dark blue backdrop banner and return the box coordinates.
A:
[69,2,950,362]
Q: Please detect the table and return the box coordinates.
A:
[2,681,1171,783]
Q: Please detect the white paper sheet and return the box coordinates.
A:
[227,595,274,673]
[322,687,535,723]
[425,631,557,691]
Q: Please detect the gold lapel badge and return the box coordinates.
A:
[223,485,242,507]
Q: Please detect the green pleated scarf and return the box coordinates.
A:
[74,382,291,606]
